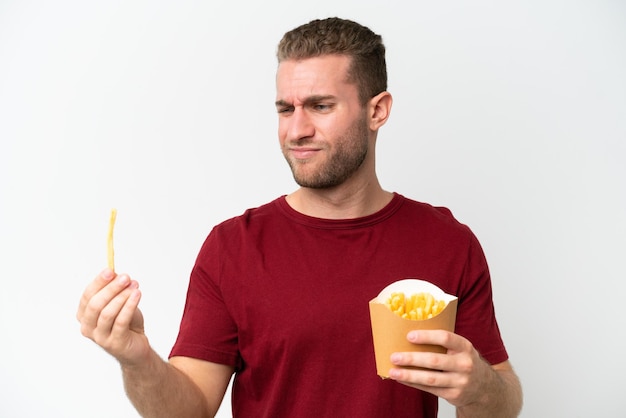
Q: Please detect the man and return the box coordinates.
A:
[77,17,522,418]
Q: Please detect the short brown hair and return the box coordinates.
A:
[277,17,387,105]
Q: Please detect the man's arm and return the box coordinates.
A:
[77,269,233,417]
[122,353,233,418]
[388,330,523,418]
[456,361,522,418]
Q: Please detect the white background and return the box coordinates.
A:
[1,1,625,417]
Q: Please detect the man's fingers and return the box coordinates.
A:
[79,272,134,337]
[406,330,470,353]
[111,287,142,336]
[391,350,451,373]
[76,268,116,320]
[388,363,454,388]
[94,281,139,336]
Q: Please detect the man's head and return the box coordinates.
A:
[277,17,387,105]
[275,18,392,192]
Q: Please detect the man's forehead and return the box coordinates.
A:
[277,55,352,80]
[275,55,354,100]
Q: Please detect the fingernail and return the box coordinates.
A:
[117,274,130,285]
[102,268,115,280]
[408,331,418,342]
[390,353,402,364]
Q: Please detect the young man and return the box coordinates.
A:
[77,17,522,417]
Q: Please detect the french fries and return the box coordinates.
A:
[384,291,447,320]
[107,208,117,271]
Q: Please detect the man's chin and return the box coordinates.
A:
[293,175,343,190]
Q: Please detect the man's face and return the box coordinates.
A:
[275,55,370,189]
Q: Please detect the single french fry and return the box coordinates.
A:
[107,208,117,271]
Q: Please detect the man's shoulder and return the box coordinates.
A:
[397,194,456,220]
[396,194,471,235]
[212,196,286,230]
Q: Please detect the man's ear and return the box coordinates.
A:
[368,91,393,131]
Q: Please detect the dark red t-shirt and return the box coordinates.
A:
[170,193,508,417]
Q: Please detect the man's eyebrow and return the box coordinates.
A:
[275,99,291,108]
[302,95,336,104]
[275,95,336,107]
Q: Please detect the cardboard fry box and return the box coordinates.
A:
[368,279,458,378]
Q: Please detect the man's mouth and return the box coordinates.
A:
[289,146,321,160]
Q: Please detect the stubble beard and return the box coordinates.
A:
[283,117,369,189]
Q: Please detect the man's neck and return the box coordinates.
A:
[286,181,393,220]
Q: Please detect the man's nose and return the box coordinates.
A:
[286,108,315,141]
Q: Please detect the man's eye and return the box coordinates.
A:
[313,104,332,111]
[277,107,293,114]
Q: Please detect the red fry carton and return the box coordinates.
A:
[368,279,459,378]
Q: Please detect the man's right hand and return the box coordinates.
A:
[77,268,149,365]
